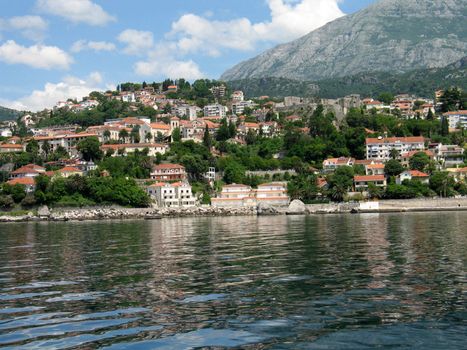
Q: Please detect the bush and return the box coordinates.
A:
[0,195,15,210]
[21,194,36,208]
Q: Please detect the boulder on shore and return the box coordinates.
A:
[37,205,50,218]
[257,203,279,216]
[286,200,307,215]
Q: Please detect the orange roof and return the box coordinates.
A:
[244,122,259,128]
[150,123,170,130]
[366,137,424,144]
[443,110,467,116]
[354,175,386,182]
[59,166,81,173]
[204,120,220,129]
[408,170,429,178]
[7,177,35,186]
[0,144,23,149]
[153,163,185,170]
[102,143,165,150]
[11,164,44,174]
[120,117,146,125]
[366,163,385,169]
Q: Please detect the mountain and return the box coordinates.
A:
[226,56,467,99]
[221,0,467,82]
[0,106,21,122]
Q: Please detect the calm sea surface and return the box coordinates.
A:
[0,213,466,349]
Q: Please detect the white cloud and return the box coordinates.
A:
[71,39,116,53]
[0,40,73,70]
[36,0,115,26]
[169,0,344,55]
[117,29,154,55]
[1,72,113,111]
[134,57,204,80]
[0,15,48,41]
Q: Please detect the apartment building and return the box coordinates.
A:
[146,182,197,208]
[366,136,425,161]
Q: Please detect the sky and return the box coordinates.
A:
[0,0,377,111]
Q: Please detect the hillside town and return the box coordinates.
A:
[0,80,466,212]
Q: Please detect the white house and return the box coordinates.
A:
[396,170,429,185]
[146,182,197,208]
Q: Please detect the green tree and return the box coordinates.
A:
[223,162,245,184]
[103,129,111,142]
[203,125,212,149]
[441,116,449,136]
[377,92,394,105]
[41,140,51,156]
[287,174,318,202]
[384,159,405,177]
[118,129,129,143]
[389,148,400,160]
[171,127,181,142]
[77,137,103,161]
[409,152,430,172]
[245,129,257,145]
[426,109,434,121]
[327,166,354,202]
[216,119,230,141]
[429,171,455,197]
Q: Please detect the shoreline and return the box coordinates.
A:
[1,197,467,223]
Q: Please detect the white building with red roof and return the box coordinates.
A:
[366,136,425,161]
[150,163,187,181]
[396,170,429,185]
[354,175,387,191]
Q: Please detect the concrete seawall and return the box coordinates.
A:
[306,198,467,214]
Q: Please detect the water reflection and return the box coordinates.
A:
[0,213,465,348]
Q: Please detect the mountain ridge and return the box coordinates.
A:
[221,0,467,82]
[226,56,467,99]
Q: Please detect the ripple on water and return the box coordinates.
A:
[102,328,266,349]
[179,293,227,303]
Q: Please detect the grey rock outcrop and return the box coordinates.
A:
[37,205,50,218]
[257,203,279,216]
[221,0,467,82]
[286,200,307,215]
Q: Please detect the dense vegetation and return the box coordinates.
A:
[0,175,149,210]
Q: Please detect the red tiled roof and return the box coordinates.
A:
[150,123,170,130]
[102,143,165,150]
[7,177,35,186]
[354,175,386,182]
[366,163,385,169]
[366,137,425,144]
[153,163,185,170]
[0,144,23,149]
[409,170,429,177]
[59,166,81,173]
[11,164,44,175]
[443,110,467,116]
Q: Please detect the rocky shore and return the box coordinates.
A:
[1,198,467,223]
[0,205,259,223]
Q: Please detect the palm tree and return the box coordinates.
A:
[103,129,111,143]
[118,129,129,144]
[389,148,399,160]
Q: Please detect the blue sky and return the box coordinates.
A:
[0,0,377,111]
